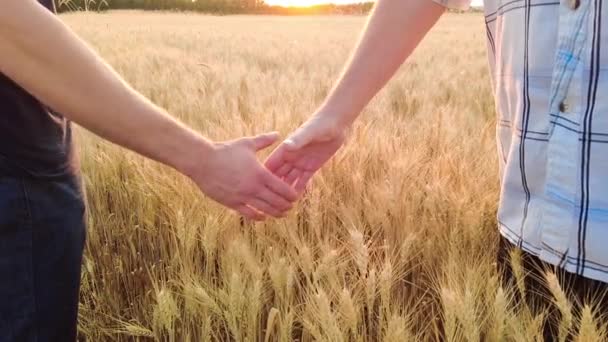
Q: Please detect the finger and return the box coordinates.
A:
[250,131,280,151]
[264,144,290,173]
[284,127,315,151]
[235,205,265,221]
[274,163,293,178]
[284,168,302,187]
[247,198,286,218]
[261,170,298,202]
[294,171,314,194]
[257,188,293,212]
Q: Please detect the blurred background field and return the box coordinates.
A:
[64,12,603,341]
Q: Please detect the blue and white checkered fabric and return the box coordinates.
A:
[434,0,608,283]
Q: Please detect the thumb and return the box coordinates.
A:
[250,131,280,151]
[283,127,316,151]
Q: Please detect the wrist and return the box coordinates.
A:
[172,133,217,179]
[315,104,357,133]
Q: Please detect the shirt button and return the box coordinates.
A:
[559,101,570,113]
[570,0,581,10]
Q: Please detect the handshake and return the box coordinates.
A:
[188,112,347,221]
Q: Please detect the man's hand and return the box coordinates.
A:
[190,132,298,221]
[0,1,299,221]
[265,113,346,195]
[264,0,443,196]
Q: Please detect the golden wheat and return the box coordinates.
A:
[60,11,607,341]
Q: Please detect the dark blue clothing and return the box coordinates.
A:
[0,75,75,179]
[0,174,86,342]
[0,1,87,341]
[0,0,75,179]
[38,0,56,10]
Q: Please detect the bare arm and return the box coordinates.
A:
[0,0,207,174]
[266,0,445,193]
[323,0,445,126]
[0,0,297,219]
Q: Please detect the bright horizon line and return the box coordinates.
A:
[264,0,483,7]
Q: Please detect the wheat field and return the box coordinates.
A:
[62,11,605,341]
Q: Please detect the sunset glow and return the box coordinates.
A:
[264,0,361,6]
[265,0,483,8]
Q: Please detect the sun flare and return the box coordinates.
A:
[264,0,361,7]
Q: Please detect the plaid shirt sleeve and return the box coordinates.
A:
[432,0,471,10]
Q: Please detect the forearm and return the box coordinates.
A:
[0,0,210,176]
[321,0,444,125]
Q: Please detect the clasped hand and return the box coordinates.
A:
[194,113,346,221]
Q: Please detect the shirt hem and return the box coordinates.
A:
[498,225,608,284]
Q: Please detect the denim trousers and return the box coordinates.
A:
[498,236,608,341]
[0,174,86,342]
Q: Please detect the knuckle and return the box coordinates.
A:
[256,169,269,180]
[240,185,258,197]
[261,205,275,215]
[243,138,256,149]
[277,200,290,210]
[283,191,297,202]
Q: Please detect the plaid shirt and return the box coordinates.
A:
[434,0,608,283]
